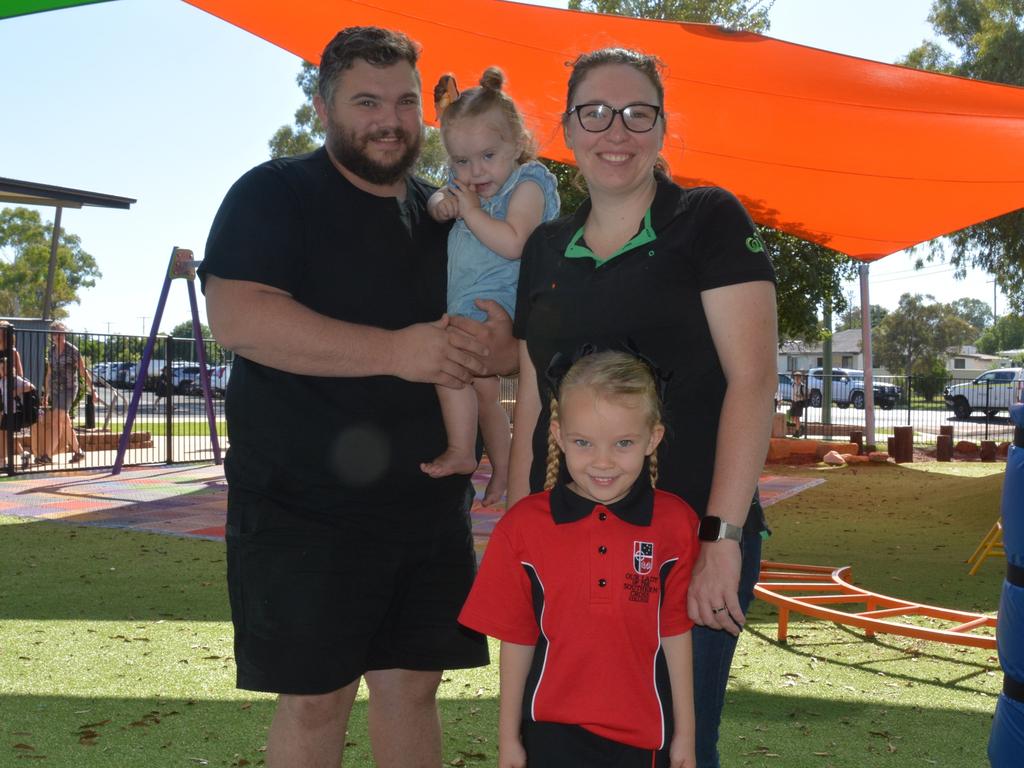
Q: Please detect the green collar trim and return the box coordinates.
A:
[563,207,656,266]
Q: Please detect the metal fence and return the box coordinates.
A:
[2,326,229,475]
[3,326,1018,476]
[777,372,1022,447]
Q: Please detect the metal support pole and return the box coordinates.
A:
[187,280,222,464]
[859,263,875,445]
[41,206,62,321]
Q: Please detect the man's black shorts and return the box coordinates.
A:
[225,486,489,694]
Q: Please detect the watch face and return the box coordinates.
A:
[698,516,721,542]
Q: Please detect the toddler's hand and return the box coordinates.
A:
[449,180,481,213]
[432,190,460,221]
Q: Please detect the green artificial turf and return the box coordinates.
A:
[0,459,1009,766]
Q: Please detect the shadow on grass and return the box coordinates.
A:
[1,516,228,622]
[0,689,993,768]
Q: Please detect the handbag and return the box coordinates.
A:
[1,389,39,432]
[85,393,96,429]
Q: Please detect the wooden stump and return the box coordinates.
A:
[940,425,954,437]
[887,436,895,455]
[892,426,914,463]
[850,430,864,455]
[937,434,953,461]
[980,440,997,461]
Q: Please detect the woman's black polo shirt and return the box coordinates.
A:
[514,177,776,517]
[200,147,466,512]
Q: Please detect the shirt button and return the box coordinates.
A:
[598,579,607,587]
[598,546,607,554]
[598,512,607,521]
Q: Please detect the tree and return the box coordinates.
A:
[873,293,977,377]
[902,1,1024,312]
[836,304,890,331]
[568,0,774,28]
[948,296,992,334]
[976,313,1024,355]
[0,207,102,318]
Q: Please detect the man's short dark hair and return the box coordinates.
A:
[318,26,420,107]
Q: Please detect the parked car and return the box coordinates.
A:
[91,361,137,389]
[209,363,231,397]
[776,372,794,404]
[806,367,902,409]
[944,367,1024,419]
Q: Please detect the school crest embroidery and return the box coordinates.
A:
[633,541,654,575]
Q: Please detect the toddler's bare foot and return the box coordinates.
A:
[420,448,479,479]
[481,472,507,508]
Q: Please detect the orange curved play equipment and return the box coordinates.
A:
[755,561,997,650]
[184,0,1024,261]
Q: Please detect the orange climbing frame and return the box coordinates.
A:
[754,561,997,650]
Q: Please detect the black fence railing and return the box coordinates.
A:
[1,326,230,475]
[777,371,1022,446]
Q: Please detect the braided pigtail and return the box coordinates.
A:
[648,451,659,488]
[544,395,562,491]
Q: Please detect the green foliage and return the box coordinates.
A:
[948,296,993,332]
[873,293,977,375]
[269,62,323,159]
[835,303,890,331]
[761,228,858,342]
[902,0,1024,312]
[913,356,952,401]
[567,0,774,31]
[0,207,102,318]
[976,311,1024,354]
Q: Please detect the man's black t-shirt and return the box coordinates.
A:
[200,148,466,511]
[514,177,776,518]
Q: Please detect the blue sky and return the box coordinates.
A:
[0,0,1006,335]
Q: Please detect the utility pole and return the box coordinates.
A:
[138,316,149,335]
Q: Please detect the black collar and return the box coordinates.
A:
[545,174,690,253]
[549,474,655,527]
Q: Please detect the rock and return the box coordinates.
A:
[955,440,979,455]
[868,451,890,463]
[842,454,871,463]
[817,442,857,460]
[997,442,1010,459]
[822,450,846,465]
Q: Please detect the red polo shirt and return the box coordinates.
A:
[459,480,699,750]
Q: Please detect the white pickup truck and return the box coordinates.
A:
[944,367,1024,418]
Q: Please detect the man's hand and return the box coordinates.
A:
[686,541,744,636]
[448,300,518,377]
[391,316,484,388]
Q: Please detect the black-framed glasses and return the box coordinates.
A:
[567,102,661,133]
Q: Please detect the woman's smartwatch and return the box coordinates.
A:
[697,515,743,542]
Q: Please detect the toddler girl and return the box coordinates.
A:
[420,67,560,507]
[459,350,698,768]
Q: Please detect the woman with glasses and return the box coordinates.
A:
[507,48,778,767]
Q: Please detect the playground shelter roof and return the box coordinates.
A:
[4,0,1022,262]
[181,0,1024,262]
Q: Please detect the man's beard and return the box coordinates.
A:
[325,119,421,186]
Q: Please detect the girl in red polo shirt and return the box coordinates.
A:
[460,350,699,768]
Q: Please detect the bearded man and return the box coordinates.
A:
[200,26,516,768]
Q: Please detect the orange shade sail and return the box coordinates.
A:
[185,0,1024,261]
